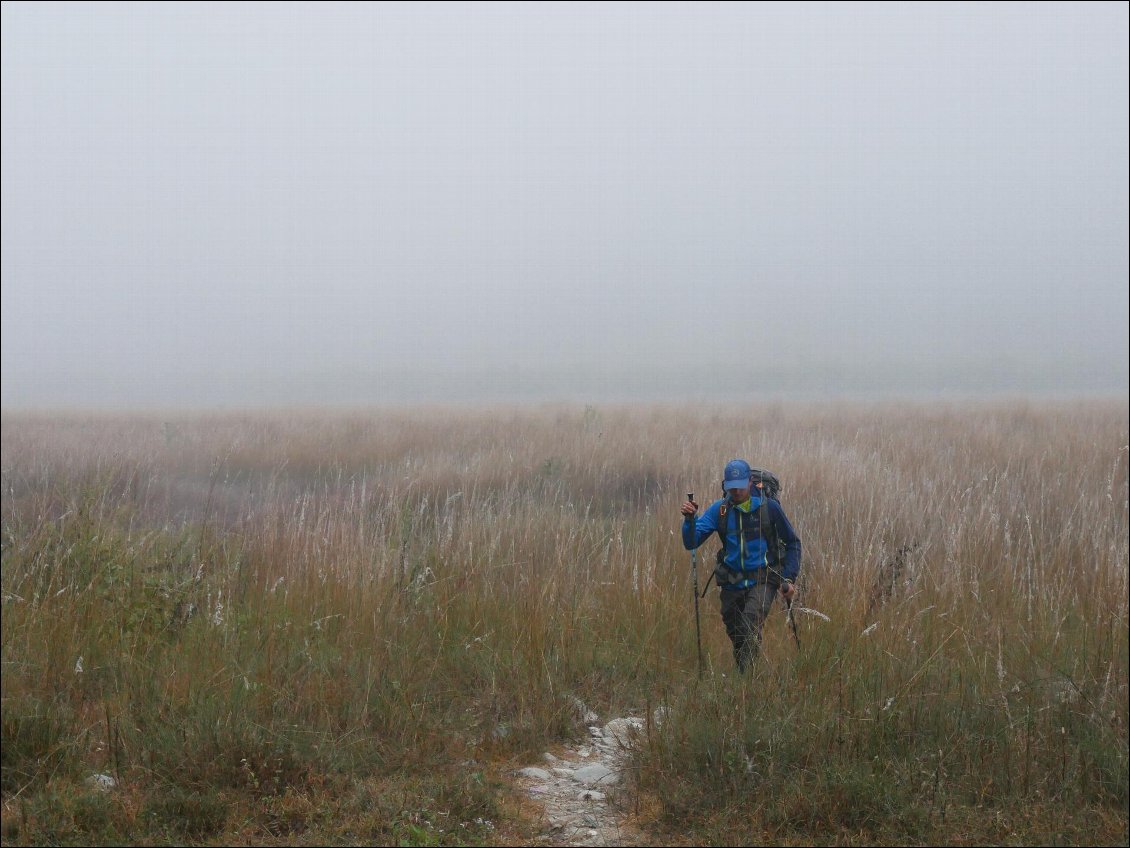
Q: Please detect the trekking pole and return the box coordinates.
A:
[785,595,801,649]
[769,563,801,650]
[688,491,704,678]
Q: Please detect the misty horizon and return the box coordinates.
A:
[3,2,1128,409]
[2,356,1124,411]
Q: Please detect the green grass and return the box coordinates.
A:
[1,401,1126,845]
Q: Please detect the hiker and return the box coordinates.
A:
[681,459,802,671]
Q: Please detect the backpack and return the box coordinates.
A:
[748,468,781,501]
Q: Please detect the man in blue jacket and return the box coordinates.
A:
[681,459,802,672]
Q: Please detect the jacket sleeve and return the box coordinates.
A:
[682,501,719,550]
[770,500,802,581]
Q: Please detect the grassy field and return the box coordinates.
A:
[1,401,1127,846]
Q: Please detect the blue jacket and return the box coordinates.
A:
[682,496,802,590]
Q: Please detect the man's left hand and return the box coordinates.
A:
[780,581,797,601]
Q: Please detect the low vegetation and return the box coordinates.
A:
[2,401,1127,845]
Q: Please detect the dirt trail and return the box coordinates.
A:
[513,716,650,847]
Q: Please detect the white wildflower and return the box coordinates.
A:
[861,622,879,636]
[794,606,831,622]
[74,656,84,674]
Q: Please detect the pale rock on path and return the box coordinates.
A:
[514,713,650,847]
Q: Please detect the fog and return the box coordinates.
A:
[2,1,1127,408]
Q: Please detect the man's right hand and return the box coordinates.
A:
[681,499,698,519]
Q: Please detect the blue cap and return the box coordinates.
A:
[722,459,752,490]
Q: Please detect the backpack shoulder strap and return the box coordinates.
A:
[716,500,730,548]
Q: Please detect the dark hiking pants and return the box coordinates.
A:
[720,582,778,671]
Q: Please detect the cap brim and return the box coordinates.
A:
[722,479,749,490]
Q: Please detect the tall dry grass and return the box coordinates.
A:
[1,401,1126,845]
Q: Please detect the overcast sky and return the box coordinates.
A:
[2,1,1127,406]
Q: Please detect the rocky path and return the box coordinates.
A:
[513,715,649,847]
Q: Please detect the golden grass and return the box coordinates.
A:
[1,399,1126,845]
